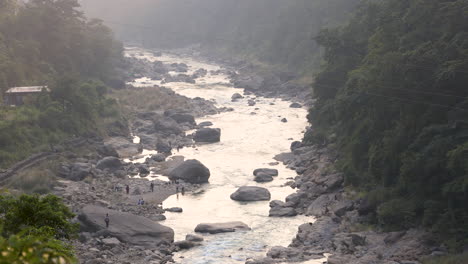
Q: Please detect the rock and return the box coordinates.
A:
[150,153,166,162]
[289,102,302,108]
[168,112,196,125]
[267,246,301,259]
[96,157,123,172]
[175,240,198,250]
[168,159,210,184]
[165,207,183,213]
[290,141,303,151]
[185,234,204,242]
[253,168,278,177]
[97,145,119,158]
[156,141,172,154]
[281,118,288,123]
[254,173,274,183]
[68,162,92,181]
[230,186,271,201]
[269,206,297,217]
[104,137,140,158]
[332,200,355,217]
[285,192,307,206]
[193,128,221,143]
[138,164,150,175]
[151,215,166,221]
[231,93,244,101]
[102,237,121,246]
[78,205,174,247]
[198,121,213,127]
[194,222,251,234]
[306,194,335,216]
[248,100,256,106]
[153,117,183,136]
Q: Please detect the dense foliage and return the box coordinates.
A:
[0,194,77,263]
[0,0,127,169]
[308,0,468,249]
[80,0,358,73]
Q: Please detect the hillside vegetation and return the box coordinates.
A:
[0,0,127,169]
[308,0,468,249]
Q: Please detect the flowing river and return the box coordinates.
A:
[125,47,326,264]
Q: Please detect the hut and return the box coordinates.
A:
[3,86,49,106]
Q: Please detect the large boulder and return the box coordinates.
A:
[193,128,221,143]
[253,168,278,177]
[231,93,244,101]
[96,157,123,172]
[153,117,183,136]
[168,159,210,184]
[289,102,302,108]
[269,200,297,217]
[194,222,251,234]
[230,186,271,201]
[104,137,140,158]
[78,205,174,247]
[69,163,92,181]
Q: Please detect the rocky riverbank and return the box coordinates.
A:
[245,140,441,264]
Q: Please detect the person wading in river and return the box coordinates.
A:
[105,213,110,228]
[150,182,154,192]
[126,185,130,195]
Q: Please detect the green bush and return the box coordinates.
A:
[377,199,416,231]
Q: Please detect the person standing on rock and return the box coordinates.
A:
[126,185,129,195]
[105,213,110,228]
[150,182,154,192]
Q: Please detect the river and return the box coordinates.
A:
[125,47,326,264]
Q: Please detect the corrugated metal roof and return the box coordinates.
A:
[5,86,49,94]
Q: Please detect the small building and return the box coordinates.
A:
[3,86,49,106]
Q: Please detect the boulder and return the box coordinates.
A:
[153,117,183,136]
[269,200,297,217]
[78,205,174,247]
[231,93,244,101]
[289,102,302,108]
[186,234,204,242]
[168,159,210,184]
[254,173,274,183]
[165,207,183,213]
[281,118,288,123]
[290,141,303,151]
[68,163,92,181]
[253,168,278,177]
[168,113,196,125]
[102,237,120,246]
[198,121,213,127]
[97,145,119,158]
[104,137,140,158]
[150,153,166,162]
[195,222,251,234]
[96,157,123,172]
[230,186,271,201]
[193,128,221,143]
[248,100,256,106]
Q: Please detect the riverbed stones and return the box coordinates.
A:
[253,168,278,177]
[168,159,210,183]
[194,222,251,234]
[193,128,221,143]
[78,205,174,247]
[230,186,271,201]
[96,157,123,171]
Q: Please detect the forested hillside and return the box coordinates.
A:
[0,0,127,168]
[308,0,468,249]
[80,0,359,73]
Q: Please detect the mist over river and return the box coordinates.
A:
[125,47,326,264]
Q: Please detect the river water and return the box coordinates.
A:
[125,47,326,264]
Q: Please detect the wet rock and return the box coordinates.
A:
[230,186,271,201]
[186,234,204,242]
[194,222,251,234]
[165,207,183,213]
[198,121,213,127]
[281,118,288,123]
[175,240,198,250]
[254,173,274,183]
[193,128,221,143]
[290,141,303,151]
[231,93,244,101]
[78,205,174,247]
[168,159,210,184]
[96,157,123,172]
[289,102,302,108]
[253,168,278,177]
